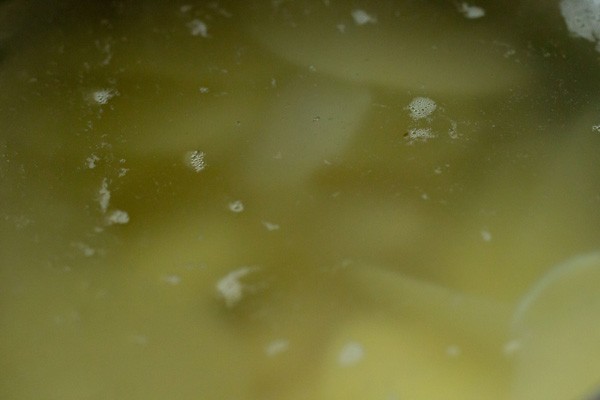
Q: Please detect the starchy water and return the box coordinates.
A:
[2,1,600,399]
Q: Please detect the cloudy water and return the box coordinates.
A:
[2,0,600,399]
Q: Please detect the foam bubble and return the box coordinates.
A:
[406,97,437,120]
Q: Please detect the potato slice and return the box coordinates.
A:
[510,252,600,400]
[315,312,509,399]
[242,0,530,95]
[238,76,371,206]
[344,264,512,350]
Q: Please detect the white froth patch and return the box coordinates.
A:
[480,229,492,242]
[185,150,206,172]
[406,128,435,143]
[187,19,209,37]
[458,3,486,19]
[216,267,256,307]
[162,274,182,285]
[265,339,290,356]
[72,242,96,257]
[228,200,244,213]
[446,344,462,357]
[338,341,365,366]
[90,88,116,105]
[351,9,377,25]
[560,0,600,51]
[407,97,437,120]
[593,124,600,132]
[262,221,280,231]
[98,178,111,213]
[106,210,129,225]
[503,339,522,355]
[86,154,100,169]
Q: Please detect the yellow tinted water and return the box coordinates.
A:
[2,1,600,399]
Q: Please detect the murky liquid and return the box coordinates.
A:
[2,1,600,399]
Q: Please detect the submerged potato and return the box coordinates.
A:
[242,0,530,95]
[240,76,371,191]
[316,314,509,400]
[510,252,600,400]
[344,264,512,351]
[3,1,600,399]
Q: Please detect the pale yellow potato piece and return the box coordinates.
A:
[510,252,600,400]
[243,0,530,95]
[239,76,371,197]
[344,264,512,350]
[315,314,509,400]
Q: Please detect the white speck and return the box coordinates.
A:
[216,266,256,307]
[185,150,207,172]
[434,166,443,175]
[351,9,377,25]
[458,3,485,19]
[480,229,492,242]
[106,210,129,225]
[308,65,317,72]
[339,341,365,366]
[228,200,244,213]
[98,178,111,213]
[162,275,182,285]
[265,339,289,356]
[448,120,459,139]
[199,86,210,94]
[97,39,113,66]
[503,339,521,355]
[130,334,149,346]
[336,23,346,33]
[406,128,435,142]
[187,19,209,37]
[421,192,430,201]
[90,88,116,105]
[406,97,437,120]
[593,125,600,133]
[270,78,277,88]
[262,221,280,231]
[180,4,192,13]
[72,242,96,257]
[118,167,129,177]
[86,154,100,169]
[446,344,462,357]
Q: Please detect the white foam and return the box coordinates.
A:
[185,150,206,172]
[338,341,365,366]
[351,9,377,25]
[106,210,129,225]
[90,89,116,105]
[406,128,435,142]
[228,200,244,213]
[560,0,600,51]
[262,221,280,231]
[216,267,256,307]
[406,97,437,120]
[480,229,492,242]
[458,3,486,19]
[98,178,111,213]
[86,154,100,169]
[265,339,290,356]
[187,19,209,37]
